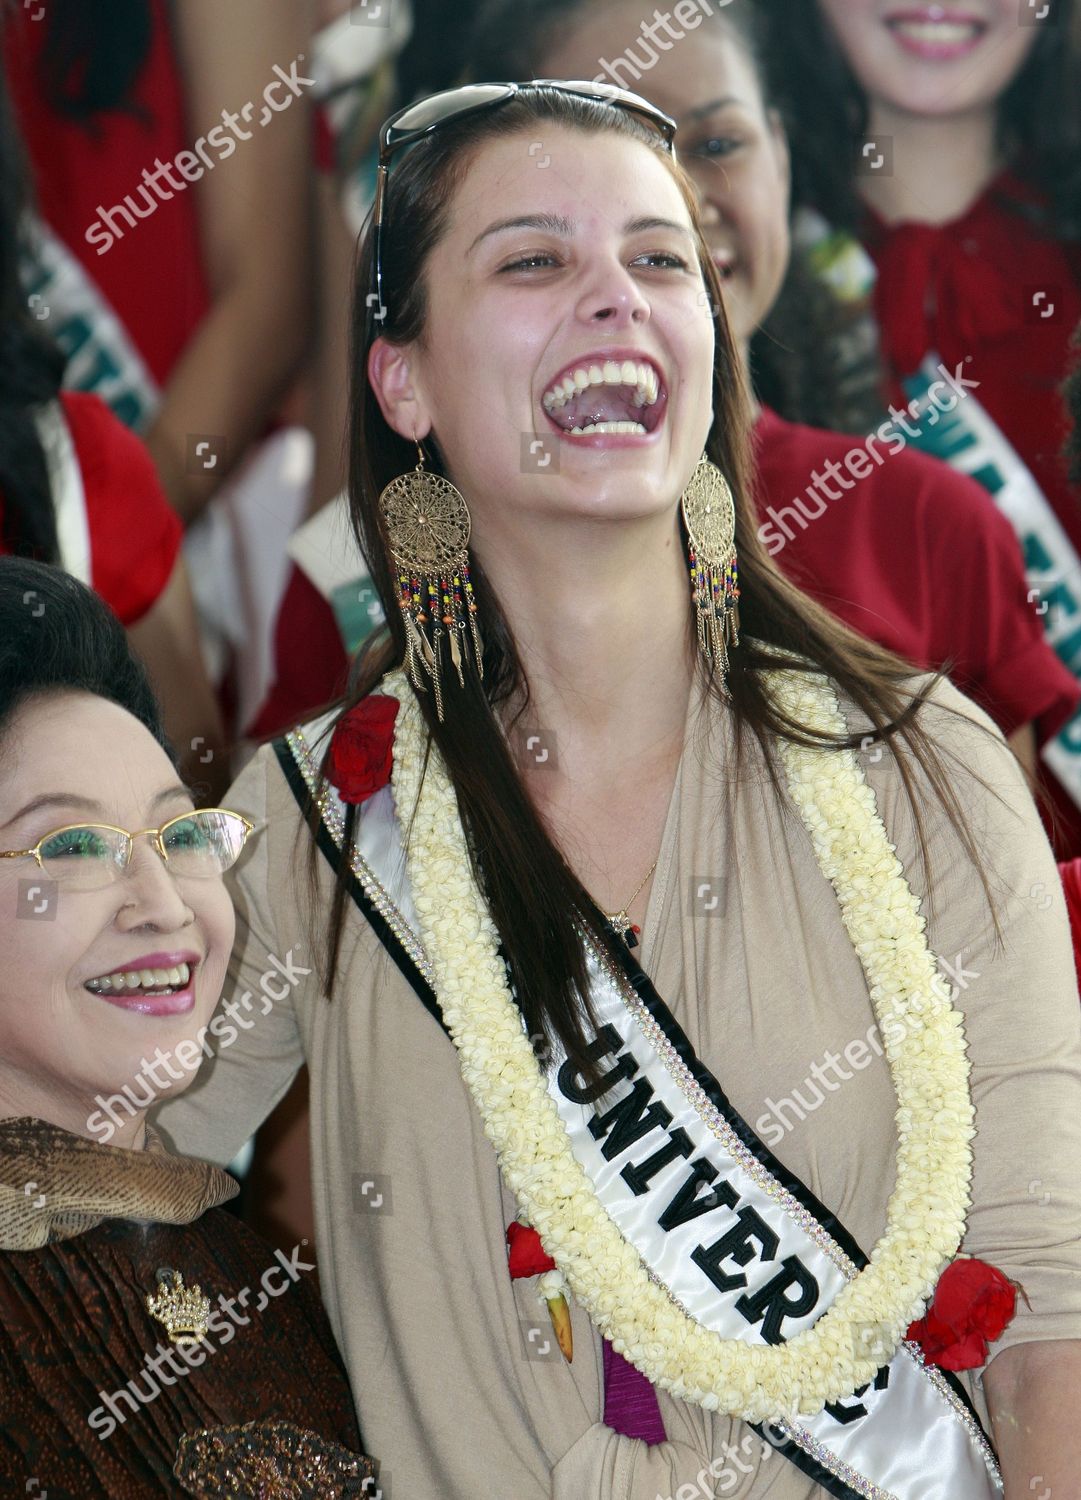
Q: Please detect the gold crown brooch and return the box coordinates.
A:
[146,1268,211,1347]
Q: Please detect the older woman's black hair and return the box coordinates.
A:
[0,557,170,753]
[756,0,1081,240]
[465,0,885,433]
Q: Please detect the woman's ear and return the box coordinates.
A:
[367,337,432,441]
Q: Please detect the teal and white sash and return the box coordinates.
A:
[902,353,1081,810]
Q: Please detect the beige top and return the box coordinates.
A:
[156,671,1081,1499]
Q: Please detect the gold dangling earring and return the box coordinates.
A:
[680,455,741,690]
[378,441,484,722]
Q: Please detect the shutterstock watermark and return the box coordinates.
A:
[757,361,981,558]
[591,0,734,91]
[84,56,315,256]
[754,954,980,1148]
[85,948,311,1143]
[653,1425,790,1499]
[87,1240,316,1440]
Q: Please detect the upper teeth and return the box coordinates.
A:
[893,19,976,41]
[85,962,191,994]
[542,359,659,413]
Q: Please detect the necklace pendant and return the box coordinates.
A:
[607,913,640,949]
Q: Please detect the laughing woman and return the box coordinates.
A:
[0,559,371,1497]
[157,85,1081,1498]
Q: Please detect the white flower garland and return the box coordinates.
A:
[385,667,975,1421]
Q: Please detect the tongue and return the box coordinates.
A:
[552,386,638,430]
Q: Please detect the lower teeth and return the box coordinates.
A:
[568,422,647,435]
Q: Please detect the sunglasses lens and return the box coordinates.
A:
[529,79,675,146]
[386,84,517,146]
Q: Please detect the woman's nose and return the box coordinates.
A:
[577,260,651,325]
[690,175,728,230]
[113,840,195,932]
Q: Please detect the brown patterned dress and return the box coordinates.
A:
[0,1117,374,1498]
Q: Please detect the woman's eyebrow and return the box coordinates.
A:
[679,95,741,125]
[467,212,692,255]
[624,216,694,240]
[1,784,191,832]
[467,213,574,255]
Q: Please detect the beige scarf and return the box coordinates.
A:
[0,1116,237,1251]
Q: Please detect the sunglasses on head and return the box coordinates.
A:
[367,80,678,337]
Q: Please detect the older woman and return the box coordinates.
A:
[159,83,1081,1497]
[0,558,371,1497]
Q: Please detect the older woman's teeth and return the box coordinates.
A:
[542,360,659,414]
[85,962,191,995]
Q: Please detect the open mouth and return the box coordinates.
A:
[84,958,199,1017]
[541,356,666,437]
[85,960,193,997]
[885,8,988,53]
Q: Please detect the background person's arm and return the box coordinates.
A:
[126,555,230,801]
[147,0,314,523]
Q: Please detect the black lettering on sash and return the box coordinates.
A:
[658,1160,739,1231]
[620,1127,694,1196]
[734,1255,820,1344]
[692,1206,779,1293]
[824,1366,890,1425]
[557,1026,637,1104]
[588,1079,673,1161]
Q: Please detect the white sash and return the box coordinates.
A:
[281,716,1002,1500]
[33,400,91,585]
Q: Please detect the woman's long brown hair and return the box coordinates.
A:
[307,88,1007,1083]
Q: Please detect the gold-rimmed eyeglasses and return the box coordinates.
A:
[0,809,256,892]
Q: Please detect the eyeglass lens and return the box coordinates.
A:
[37,812,249,889]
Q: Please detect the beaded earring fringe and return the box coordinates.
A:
[398,564,483,722]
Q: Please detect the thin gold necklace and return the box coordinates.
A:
[600,857,659,950]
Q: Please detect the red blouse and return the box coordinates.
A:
[0,393,182,626]
[4,0,210,386]
[865,171,1081,560]
[754,405,1078,748]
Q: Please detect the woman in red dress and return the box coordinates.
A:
[0,56,226,794]
[758,0,1081,849]
[4,0,312,524]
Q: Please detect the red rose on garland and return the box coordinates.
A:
[505,1222,571,1362]
[506,1221,556,1279]
[326,696,399,804]
[907,1257,1018,1372]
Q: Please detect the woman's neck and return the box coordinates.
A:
[0,1072,146,1150]
[475,504,697,779]
[858,101,1002,226]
